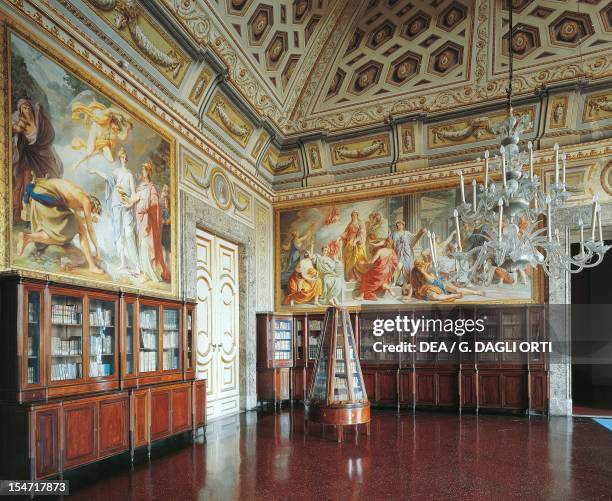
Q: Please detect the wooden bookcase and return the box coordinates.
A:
[0,274,206,480]
[256,313,293,406]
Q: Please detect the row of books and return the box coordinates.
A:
[274,339,292,352]
[90,308,113,327]
[163,351,179,371]
[274,351,291,360]
[52,337,81,356]
[89,361,113,377]
[51,362,82,381]
[163,332,179,348]
[140,310,158,329]
[139,351,158,372]
[163,314,179,330]
[273,320,292,330]
[51,304,82,325]
[274,330,292,340]
[27,366,39,384]
[90,334,114,356]
[140,330,158,350]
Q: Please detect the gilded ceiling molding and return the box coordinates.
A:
[86,0,187,83]
[207,95,253,146]
[549,96,568,129]
[307,144,322,170]
[189,68,212,104]
[262,149,300,174]
[333,139,387,162]
[4,0,274,201]
[0,21,8,269]
[587,94,612,116]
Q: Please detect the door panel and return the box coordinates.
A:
[98,397,128,456]
[133,390,149,448]
[35,407,60,479]
[150,389,171,440]
[196,229,240,421]
[63,402,97,468]
[172,386,191,433]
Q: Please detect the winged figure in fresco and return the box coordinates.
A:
[69,92,134,170]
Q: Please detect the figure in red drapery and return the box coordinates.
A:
[355,238,398,300]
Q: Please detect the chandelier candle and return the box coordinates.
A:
[453,209,462,251]
[561,153,567,188]
[528,141,534,181]
[500,145,507,188]
[554,143,560,186]
[579,219,585,256]
[591,196,598,241]
[498,198,503,240]
[546,195,552,242]
[597,204,603,242]
[472,179,477,212]
[458,170,466,204]
[484,150,490,191]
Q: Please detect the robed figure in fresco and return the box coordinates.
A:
[312,245,342,305]
[12,99,64,220]
[355,238,398,301]
[284,251,323,306]
[338,210,368,282]
[391,220,426,287]
[123,162,171,283]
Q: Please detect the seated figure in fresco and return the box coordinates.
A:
[12,98,64,222]
[284,251,323,307]
[337,210,369,282]
[16,177,104,275]
[281,225,314,282]
[410,254,485,301]
[391,219,427,287]
[355,238,399,301]
[312,245,342,306]
[70,99,134,170]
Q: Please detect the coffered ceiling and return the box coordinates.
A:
[167,0,612,138]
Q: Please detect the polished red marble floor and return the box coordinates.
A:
[55,408,612,500]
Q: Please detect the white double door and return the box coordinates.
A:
[196,228,240,421]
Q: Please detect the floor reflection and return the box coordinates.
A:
[54,408,612,500]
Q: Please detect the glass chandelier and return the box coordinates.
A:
[441,0,610,286]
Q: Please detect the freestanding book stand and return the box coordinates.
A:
[305,306,371,442]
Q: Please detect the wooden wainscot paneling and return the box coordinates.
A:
[362,371,376,402]
[583,92,612,123]
[478,373,502,408]
[331,134,390,166]
[529,371,547,411]
[278,368,290,401]
[171,385,192,434]
[206,93,254,147]
[34,406,60,479]
[428,106,535,149]
[415,371,435,406]
[376,370,398,405]
[133,389,150,448]
[460,370,477,408]
[291,368,306,401]
[502,373,527,409]
[437,372,458,407]
[63,400,97,469]
[150,388,172,440]
[98,394,129,457]
[398,369,413,405]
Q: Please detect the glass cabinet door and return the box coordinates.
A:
[186,308,194,371]
[163,308,180,371]
[308,317,324,361]
[88,299,116,378]
[26,290,41,385]
[50,295,83,382]
[139,306,159,373]
[295,317,304,362]
[125,303,135,375]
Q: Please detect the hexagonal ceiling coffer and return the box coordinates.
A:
[248,5,273,45]
[228,0,253,15]
[437,1,467,32]
[327,69,345,98]
[508,0,534,13]
[600,3,612,32]
[350,61,383,94]
[428,42,463,76]
[387,51,421,86]
[368,21,396,50]
[293,0,311,24]
[503,24,540,59]
[345,29,365,55]
[266,32,288,70]
[402,11,431,40]
[549,11,594,46]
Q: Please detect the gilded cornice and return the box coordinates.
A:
[3,0,275,201]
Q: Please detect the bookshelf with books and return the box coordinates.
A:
[0,275,204,480]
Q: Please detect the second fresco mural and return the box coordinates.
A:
[277,189,536,309]
[9,33,174,293]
